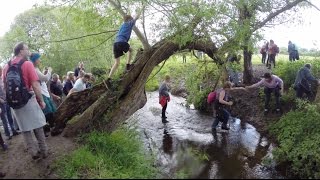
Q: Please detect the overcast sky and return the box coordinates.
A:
[1,0,320,49]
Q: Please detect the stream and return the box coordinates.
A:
[126,91,284,179]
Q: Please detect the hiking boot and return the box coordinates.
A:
[1,143,8,151]
[264,109,269,116]
[162,118,169,123]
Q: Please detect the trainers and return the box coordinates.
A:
[6,136,12,140]
[104,78,113,90]
[12,131,20,136]
[1,143,8,151]
[126,64,134,71]
[221,126,230,130]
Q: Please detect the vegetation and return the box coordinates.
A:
[55,128,157,179]
[270,100,320,178]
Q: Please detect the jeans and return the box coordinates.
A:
[212,108,230,128]
[6,104,16,131]
[262,53,267,64]
[0,104,14,137]
[264,86,280,110]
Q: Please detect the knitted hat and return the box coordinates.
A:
[30,53,41,63]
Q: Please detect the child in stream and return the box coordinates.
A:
[159,75,171,123]
[212,81,233,131]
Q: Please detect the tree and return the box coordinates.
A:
[1,0,314,136]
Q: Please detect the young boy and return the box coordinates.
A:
[107,10,142,84]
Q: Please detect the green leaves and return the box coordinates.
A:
[270,100,320,178]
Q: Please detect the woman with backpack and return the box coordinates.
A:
[212,81,233,131]
[30,53,56,137]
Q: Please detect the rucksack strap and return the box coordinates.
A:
[6,59,28,87]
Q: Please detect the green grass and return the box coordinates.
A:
[55,128,157,179]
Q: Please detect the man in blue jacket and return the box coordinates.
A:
[294,63,320,100]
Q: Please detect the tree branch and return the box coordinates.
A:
[254,0,307,31]
[306,0,320,12]
[40,30,118,44]
[108,0,151,50]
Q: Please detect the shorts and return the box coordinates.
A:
[113,42,130,59]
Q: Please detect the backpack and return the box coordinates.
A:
[5,60,32,109]
[207,89,220,104]
[275,46,280,54]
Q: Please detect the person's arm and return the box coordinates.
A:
[31,81,45,109]
[67,88,76,97]
[219,90,233,106]
[246,80,263,89]
[305,69,317,82]
[134,9,142,21]
[159,83,169,97]
[275,76,284,94]
[36,68,51,82]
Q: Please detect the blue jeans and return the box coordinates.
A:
[0,103,10,136]
[212,108,230,128]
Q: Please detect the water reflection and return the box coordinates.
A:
[162,129,173,156]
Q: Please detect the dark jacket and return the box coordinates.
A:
[159,82,170,97]
[294,67,316,91]
[63,80,74,95]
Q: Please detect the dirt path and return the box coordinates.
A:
[0,134,77,179]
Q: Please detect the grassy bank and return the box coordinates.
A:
[55,128,157,179]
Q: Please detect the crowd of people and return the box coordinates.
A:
[260,39,300,68]
[0,43,96,177]
[0,7,144,177]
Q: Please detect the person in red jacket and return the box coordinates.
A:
[159,75,171,123]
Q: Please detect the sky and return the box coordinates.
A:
[0,0,320,50]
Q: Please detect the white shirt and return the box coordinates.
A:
[73,78,86,92]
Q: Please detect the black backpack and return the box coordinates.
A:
[5,59,32,109]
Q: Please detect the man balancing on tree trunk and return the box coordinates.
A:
[105,7,143,89]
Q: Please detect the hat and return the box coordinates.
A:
[30,53,41,63]
[67,71,74,76]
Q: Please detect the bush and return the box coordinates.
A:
[56,128,157,179]
[270,100,320,178]
[273,58,320,90]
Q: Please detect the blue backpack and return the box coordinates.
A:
[5,60,32,109]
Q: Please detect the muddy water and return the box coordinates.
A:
[126,92,283,179]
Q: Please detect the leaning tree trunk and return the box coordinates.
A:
[52,38,218,137]
[243,46,253,84]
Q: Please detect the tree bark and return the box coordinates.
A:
[52,37,218,137]
[243,46,253,84]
